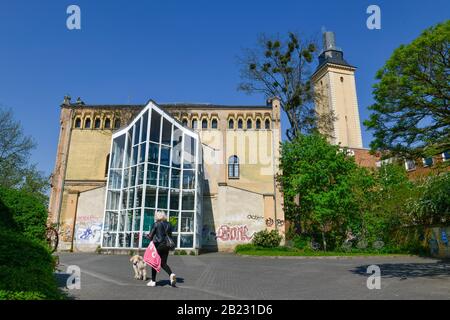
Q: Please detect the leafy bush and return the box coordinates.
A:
[252,230,282,248]
[0,229,63,300]
[0,187,47,241]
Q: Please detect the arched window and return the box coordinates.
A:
[265,119,270,129]
[228,155,239,179]
[192,119,198,129]
[237,119,243,129]
[228,119,234,129]
[75,118,81,128]
[247,119,252,129]
[202,119,208,129]
[256,119,261,129]
[94,118,101,129]
[104,118,111,129]
[182,119,188,127]
[85,118,91,129]
[114,119,121,129]
[211,118,218,129]
[105,154,110,177]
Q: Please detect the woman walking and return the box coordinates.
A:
[145,211,176,287]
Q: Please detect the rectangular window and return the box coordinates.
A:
[159,167,170,188]
[161,119,172,145]
[148,143,159,164]
[180,234,194,249]
[183,170,195,189]
[405,159,416,171]
[423,157,433,167]
[160,145,171,166]
[133,209,141,232]
[111,135,125,168]
[150,110,161,142]
[145,187,157,208]
[106,191,120,210]
[170,190,180,210]
[182,191,195,210]
[158,189,168,209]
[147,164,158,186]
[143,209,154,233]
[181,211,194,232]
[134,120,141,146]
[171,169,181,189]
[141,111,148,143]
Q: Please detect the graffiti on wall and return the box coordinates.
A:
[75,215,102,244]
[59,222,73,242]
[247,215,264,221]
[430,227,450,258]
[216,225,254,242]
[265,218,284,227]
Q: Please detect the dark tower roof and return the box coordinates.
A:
[314,31,355,74]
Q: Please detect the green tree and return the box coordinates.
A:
[365,20,450,159]
[238,33,335,140]
[278,134,361,250]
[0,108,49,203]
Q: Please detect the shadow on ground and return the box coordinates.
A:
[351,260,450,279]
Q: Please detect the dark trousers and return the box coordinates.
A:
[151,245,173,281]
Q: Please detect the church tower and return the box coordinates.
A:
[312,31,363,149]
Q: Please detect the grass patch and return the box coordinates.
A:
[234,244,411,257]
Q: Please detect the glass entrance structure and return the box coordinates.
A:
[101,101,202,250]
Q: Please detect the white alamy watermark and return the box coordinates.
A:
[366,5,381,30]
[67,5,81,30]
[366,265,381,290]
[66,265,81,290]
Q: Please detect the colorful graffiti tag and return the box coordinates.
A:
[75,215,103,244]
[216,225,254,242]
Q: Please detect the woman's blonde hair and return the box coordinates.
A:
[155,210,167,222]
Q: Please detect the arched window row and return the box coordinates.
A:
[227,116,271,130]
[73,115,121,130]
[176,116,220,130]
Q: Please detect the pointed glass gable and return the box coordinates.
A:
[101,101,203,250]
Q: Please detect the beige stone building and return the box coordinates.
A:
[49,97,284,252]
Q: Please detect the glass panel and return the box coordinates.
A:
[141,111,148,143]
[158,189,168,209]
[180,234,194,248]
[148,143,159,164]
[183,134,196,169]
[118,233,125,247]
[143,209,154,232]
[108,169,122,189]
[125,233,132,247]
[182,191,195,210]
[160,145,171,166]
[134,119,141,145]
[106,191,120,210]
[145,187,157,208]
[128,188,135,209]
[172,127,183,168]
[137,164,144,185]
[126,210,133,231]
[103,232,116,247]
[147,164,158,186]
[172,234,179,248]
[104,211,118,231]
[125,131,132,167]
[119,211,126,232]
[161,118,172,145]
[132,233,140,248]
[150,110,161,142]
[130,166,137,186]
[169,215,179,232]
[123,168,130,188]
[181,212,194,232]
[171,169,181,189]
[121,189,128,209]
[183,170,195,189]
[139,143,146,164]
[133,209,141,231]
[132,145,138,166]
[135,187,143,208]
[212,119,218,129]
[142,233,150,247]
[170,190,180,210]
[159,167,170,188]
[111,135,125,168]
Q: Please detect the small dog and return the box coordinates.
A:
[129,255,147,281]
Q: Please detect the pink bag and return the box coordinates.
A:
[143,241,161,272]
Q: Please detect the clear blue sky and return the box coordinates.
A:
[0,0,448,175]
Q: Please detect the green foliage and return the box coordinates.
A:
[407,173,450,225]
[252,230,282,248]
[364,20,450,158]
[0,229,63,300]
[0,186,47,241]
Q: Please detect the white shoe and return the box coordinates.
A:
[170,273,176,286]
[147,280,156,287]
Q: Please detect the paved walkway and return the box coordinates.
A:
[56,253,450,300]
